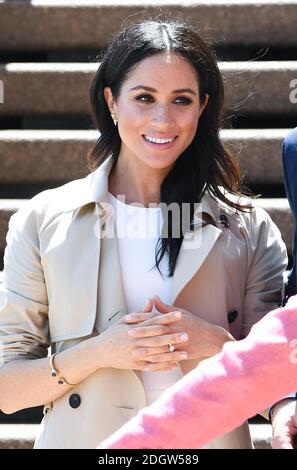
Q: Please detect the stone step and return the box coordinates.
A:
[0,129,291,185]
[0,198,293,256]
[0,1,296,50]
[0,423,272,449]
[0,424,37,449]
[0,62,297,115]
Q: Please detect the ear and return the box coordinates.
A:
[198,93,209,118]
[103,86,117,115]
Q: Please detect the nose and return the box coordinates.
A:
[152,104,174,127]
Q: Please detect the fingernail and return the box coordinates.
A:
[128,329,137,337]
[125,314,132,321]
[174,311,181,318]
[180,333,188,341]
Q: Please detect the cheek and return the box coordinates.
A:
[119,106,146,134]
[179,112,199,137]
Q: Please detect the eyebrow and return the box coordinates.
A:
[129,85,197,96]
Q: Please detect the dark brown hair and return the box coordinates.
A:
[87,14,252,277]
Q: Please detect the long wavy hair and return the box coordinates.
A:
[87,14,252,278]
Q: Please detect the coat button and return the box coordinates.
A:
[69,394,81,409]
[219,214,230,228]
[228,310,238,324]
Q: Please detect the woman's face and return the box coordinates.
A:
[104,52,208,172]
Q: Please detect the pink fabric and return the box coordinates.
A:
[100,295,297,449]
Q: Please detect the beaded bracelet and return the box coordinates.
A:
[49,352,79,387]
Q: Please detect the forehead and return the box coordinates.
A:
[123,53,198,88]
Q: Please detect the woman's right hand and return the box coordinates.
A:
[95,307,189,371]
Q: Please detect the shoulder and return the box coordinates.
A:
[8,174,92,235]
[203,189,283,244]
[282,128,297,168]
[203,188,256,224]
[283,127,297,148]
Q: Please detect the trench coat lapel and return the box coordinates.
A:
[62,155,128,333]
[90,156,129,332]
[95,211,128,332]
[171,223,222,305]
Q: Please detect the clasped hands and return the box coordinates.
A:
[99,295,233,371]
[122,295,231,370]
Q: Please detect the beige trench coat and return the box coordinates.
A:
[0,155,287,448]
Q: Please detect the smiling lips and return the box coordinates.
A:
[142,134,178,145]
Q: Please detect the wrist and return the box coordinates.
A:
[211,325,235,356]
[87,334,108,369]
[270,398,297,424]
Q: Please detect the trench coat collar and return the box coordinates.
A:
[61,153,220,224]
[62,155,116,213]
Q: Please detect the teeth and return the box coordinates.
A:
[144,135,175,144]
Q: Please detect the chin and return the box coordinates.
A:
[141,154,179,170]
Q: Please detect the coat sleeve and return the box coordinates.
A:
[282,127,297,297]
[0,200,49,367]
[241,205,288,339]
[99,295,297,449]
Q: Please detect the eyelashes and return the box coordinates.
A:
[134,94,193,105]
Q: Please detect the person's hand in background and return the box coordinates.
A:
[271,399,297,448]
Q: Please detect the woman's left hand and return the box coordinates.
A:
[125,295,235,361]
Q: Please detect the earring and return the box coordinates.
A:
[110,112,118,126]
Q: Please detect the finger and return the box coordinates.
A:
[132,345,170,356]
[128,324,169,338]
[151,295,174,314]
[135,332,189,348]
[141,298,154,313]
[132,345,178,357]
[140,362,179,372]
[141,311,182,326]
[145,351,188,363]
[125,310,182,326]
[125,311,158,324]
[132,346,186,359]
[134,360,178,371]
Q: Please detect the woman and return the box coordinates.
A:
[0,16,287,448]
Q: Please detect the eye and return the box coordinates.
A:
[134,94,193,105]
[135,94,154,103]
[174,96,192,105]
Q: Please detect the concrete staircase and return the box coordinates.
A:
[0,0,297,449]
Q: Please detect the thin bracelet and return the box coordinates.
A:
[49,352,79,387]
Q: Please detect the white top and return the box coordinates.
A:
[108,191,183,405]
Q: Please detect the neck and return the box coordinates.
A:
[109,153,172,207]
